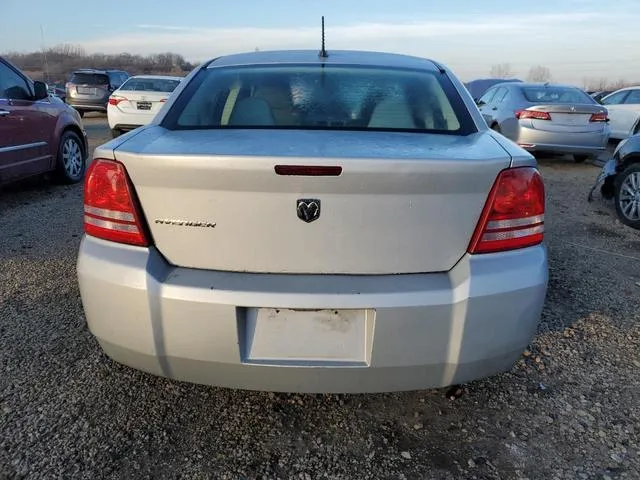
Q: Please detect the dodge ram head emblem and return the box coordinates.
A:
[296,199,321,223]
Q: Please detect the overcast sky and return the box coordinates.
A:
[2,0,640,85]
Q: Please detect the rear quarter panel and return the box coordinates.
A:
[488,130,536,168]
[496,90,527,140]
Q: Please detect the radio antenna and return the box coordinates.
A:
[319,16,328,58]
[40,25,50,84]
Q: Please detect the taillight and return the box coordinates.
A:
[468,167,545,254]
[83,159,150,247]
[108,96,127,106]
[160,98,167,103]
[515,110,551,121]
[589,112,608,122]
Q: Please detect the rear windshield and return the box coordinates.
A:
[120,77,181,93]
[163,64,476,135]
[70,73,109,85]
[521,86,594,104]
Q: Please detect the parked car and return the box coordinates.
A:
[589,90,613,104]
[65,68,130,117]
[600,86,640,140]
[107,75,183,137]
[0,56,88,187]
[77,49,548,394]
[477,82,610,163]
[588,133,640,229]
[465,78,523,102]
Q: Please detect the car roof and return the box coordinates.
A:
[608,85,640,92]
[206,49,442,72]
[504,82,584,90]
[127,75,183,80]
[72,68,127,74]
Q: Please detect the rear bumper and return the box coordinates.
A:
[77,235,548,393]
[515,125,609,155]
[67,98,108,112]
[69,104,107,113]
[107,106,155,130]
[112,124,142,133]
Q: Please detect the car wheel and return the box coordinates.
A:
[55,131,86,184]
[573,155,589,163]
[614,163,640,230]
[111,128,122,138]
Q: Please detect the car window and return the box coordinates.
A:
[623,89,640,104]
[70,72,110,85]
[165,64,476,135]
[601,91,629,105]
[492,87,509,105]
[521,86,593,104]
[108,72,125,88]
[0,61,32,101]
[120,78,181,93]
[108,73,119,87]
[115,72,129,86]
[478,88,497,105]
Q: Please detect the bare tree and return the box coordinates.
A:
[3,44,197,82]
[608,78,632,91]
[490,63,514,79]
[582,77,638,92]
[527,65,552,83]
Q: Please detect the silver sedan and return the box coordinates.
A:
[76,49,548,393]
[478,82,610,163]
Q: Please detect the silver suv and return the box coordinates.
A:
[65,69,129,117]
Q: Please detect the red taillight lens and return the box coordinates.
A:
[515,110,551,121]
[108,96,127,106]
[589,112,608,122]
[160,98,168,103]
[83,159,149,246]
[468,167,545,254]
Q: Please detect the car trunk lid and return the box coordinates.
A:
[111,90,169,115]
[113,128,512,275]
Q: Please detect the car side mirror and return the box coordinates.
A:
[475,98,485,106]
[33,81,48,100]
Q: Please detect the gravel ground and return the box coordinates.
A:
[1,117,639,479]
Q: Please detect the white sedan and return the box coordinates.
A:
[601,86,640,139]
[107,75,182,137]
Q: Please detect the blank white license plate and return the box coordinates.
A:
[553,113,589,125]
[244,308,369,364]
[77,87,95,95]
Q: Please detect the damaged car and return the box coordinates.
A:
[588,133,640,229]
